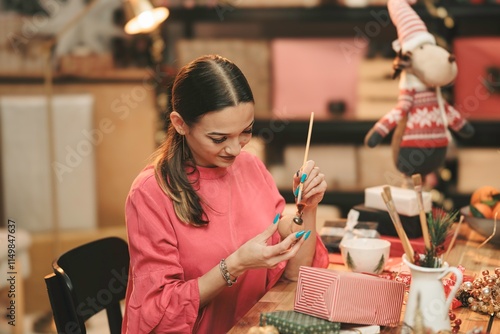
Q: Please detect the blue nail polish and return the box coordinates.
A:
[273,213,280,224]
[300,174,307,183]
[304,230,311,240]
[295,230,306,238]
[294,186,299,197]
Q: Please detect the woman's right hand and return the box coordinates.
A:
[225,218,310,278]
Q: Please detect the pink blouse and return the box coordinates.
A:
[122,151,329,333]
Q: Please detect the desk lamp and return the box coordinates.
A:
[124,0,169,64]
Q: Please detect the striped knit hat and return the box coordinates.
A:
[388,0,435,53]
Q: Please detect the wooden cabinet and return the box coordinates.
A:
[253,119,500,215]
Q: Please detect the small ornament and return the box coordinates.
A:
[456,289,472,307]
[293,204,305,225]
[457,267,500,325]
[292,215,303,225]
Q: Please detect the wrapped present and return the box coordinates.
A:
[364,185,431,217]
[454,37,500,120]
[272,38,366,120]
[380,232,453,258]
[353,204,422,238]
[294,266,405,327]
[259,310,340,334]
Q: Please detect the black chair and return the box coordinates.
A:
[44,237,130,334]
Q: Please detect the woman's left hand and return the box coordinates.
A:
[293,160,327,209]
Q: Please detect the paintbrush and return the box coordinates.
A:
[412,174,431,250]
[296,112,314,208]
[381,186,414,263]
[444,214,464,263]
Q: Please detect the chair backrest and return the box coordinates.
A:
[44,237,130,334]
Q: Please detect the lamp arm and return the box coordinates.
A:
[42,0,101,258]
[53,0,101,44]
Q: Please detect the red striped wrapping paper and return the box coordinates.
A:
[294,266,405,327]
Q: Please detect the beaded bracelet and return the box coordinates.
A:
[219,258,237,287]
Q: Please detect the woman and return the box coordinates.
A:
[122,55,329,334]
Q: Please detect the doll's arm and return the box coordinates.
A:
[364,128,385,147]
[445,103,475,138]
[364,92,413,147]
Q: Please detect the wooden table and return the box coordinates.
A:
[228,222,500,333]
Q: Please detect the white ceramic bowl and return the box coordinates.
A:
[340,238,391,274]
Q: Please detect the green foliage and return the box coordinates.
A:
[418,209,458,268]
[373,254,385,274]
[428,209,458,248]
[470,205,486,218]
[419,248,440,268]
[346,252,356,270]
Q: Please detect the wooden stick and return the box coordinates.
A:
[297,112,314,205]
[444,214,464,263]
[382,186,415,263]
[412,174,431,250]
[478,212,499,249]
[303,112,314,166]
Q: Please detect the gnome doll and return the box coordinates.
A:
[364,0,474,182]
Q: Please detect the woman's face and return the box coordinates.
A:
[185,102,255,168]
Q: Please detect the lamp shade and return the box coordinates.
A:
[124,0,169,34]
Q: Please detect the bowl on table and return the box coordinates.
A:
[339,237,391,274]
[461,206,500,245]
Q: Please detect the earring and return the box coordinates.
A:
[181,135,189,160]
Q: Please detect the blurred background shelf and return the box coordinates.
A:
[278,186,472,217]
[252,119,500,216]
[0,68,151,83]
[164,3,500,215]
[166,4,500,39]
[167,4,500,23]
[253,119,500,161]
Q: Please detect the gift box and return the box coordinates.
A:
[260,310,340,334]
[364,185,431,217]
[454,37,500,120]
[271,38,366,120]
[353,204,422,238]
[294,266,405,327]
